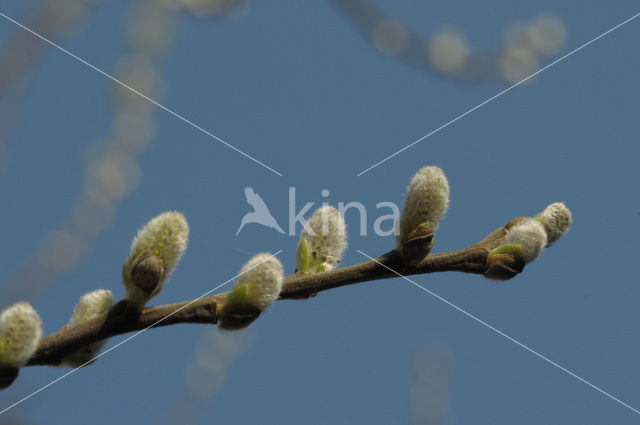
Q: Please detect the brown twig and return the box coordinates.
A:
[20,223,512,369]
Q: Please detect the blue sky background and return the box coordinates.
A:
[0,0,639,424]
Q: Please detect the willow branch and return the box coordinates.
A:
[328,0,501,83]
[23,224,508,367]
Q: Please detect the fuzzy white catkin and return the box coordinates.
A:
[69,290,115,327]
[124,212,189,309]
[0,302,43,367]
[63,290,115,367]
[536,202,571,247]
[398,166,450,246]
[129,211,189,284]
[300,206,348,269]
[235,253,284,311]
[503,218,548,264]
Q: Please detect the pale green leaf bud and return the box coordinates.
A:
[535,202,572,247]
[484,244,526,281]
[123,211,189,308]
[397,166,450,248]
[297,206,347,273]
[0,302,43,367]
[502,218,547,264]
[296,238,311,273]
[63,290,115,367]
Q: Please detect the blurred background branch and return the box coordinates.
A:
[0,0,173,306]
[159,328,248,425]
[329,0,566,84]
[0,0,252,308]
[409,344,451,425]
[0,0,101,177]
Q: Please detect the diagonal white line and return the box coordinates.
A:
[356,249,640,415]
[0,250,284,415]
[0,10,283,177]
[356,12,640,177]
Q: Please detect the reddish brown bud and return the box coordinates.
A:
[401,224,435,268]
[484,252,525,281]
[218,304,262,331]
[129,250,163,296]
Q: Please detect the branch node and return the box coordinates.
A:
[218,304,262,331]
[0,367,18,390]
[401,224,434,267]
[484,252,525,281]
